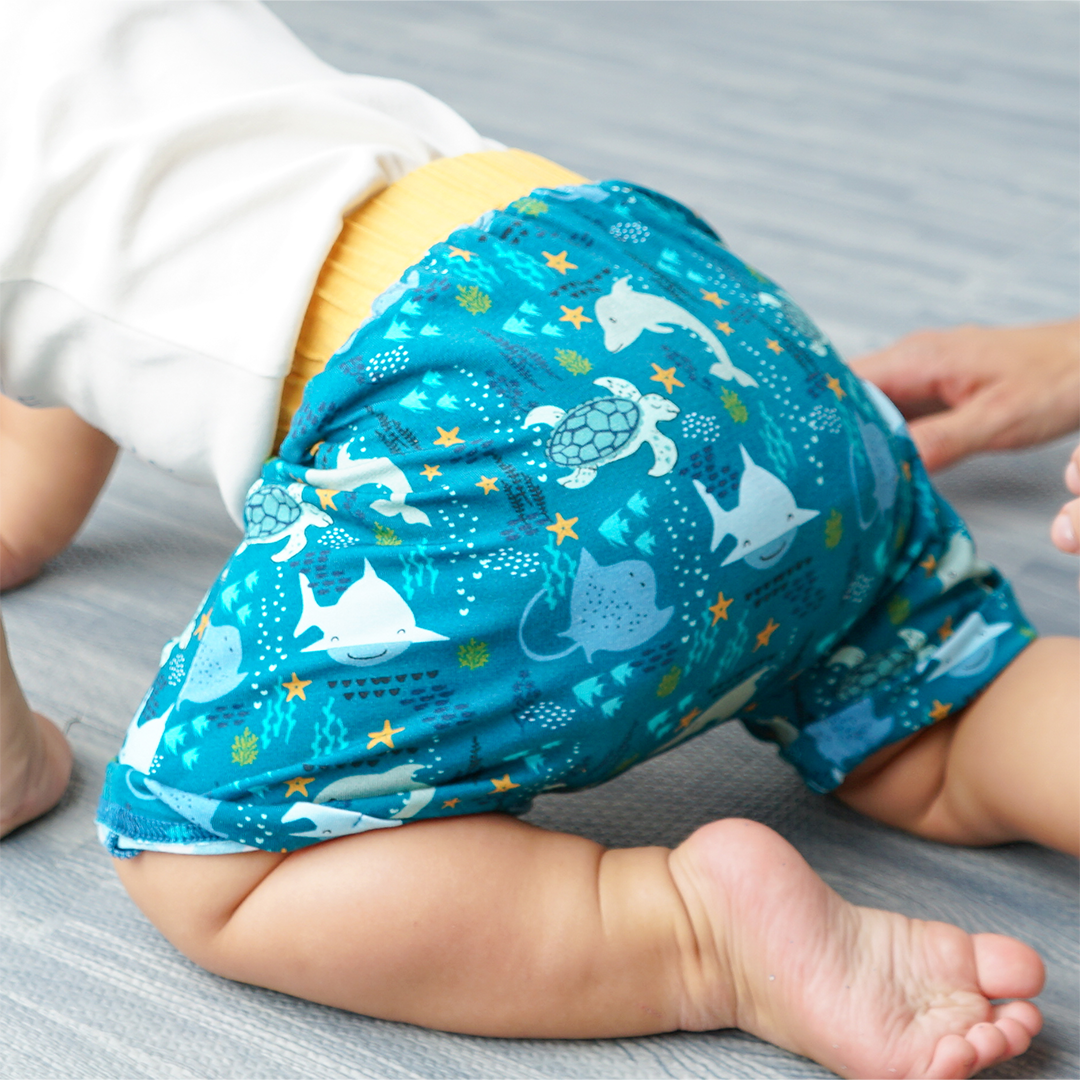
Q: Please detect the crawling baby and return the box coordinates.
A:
[2,5,1075,1079]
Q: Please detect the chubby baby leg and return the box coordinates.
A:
[837,636,1079,855]
[117,814,1043,1078]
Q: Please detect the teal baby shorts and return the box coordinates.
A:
[98,181,1033,856]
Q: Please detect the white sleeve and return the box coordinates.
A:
[0,0,498,522]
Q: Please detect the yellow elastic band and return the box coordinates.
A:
[277,149,586,447]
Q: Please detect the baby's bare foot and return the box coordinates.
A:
[1,711,73,837]
[672,819,1043,1079]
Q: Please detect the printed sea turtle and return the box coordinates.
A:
[238,481,331,562]
[523,376,680,488]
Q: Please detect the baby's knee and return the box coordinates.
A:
[113,849,285,975]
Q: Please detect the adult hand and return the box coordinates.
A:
[850,320,1080,472]
[1050,444,1080,558]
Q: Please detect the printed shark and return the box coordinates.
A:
[652,666,772,754]
[923,611,1012,682]
[694,445,819,568]
[280,801,402,839]
[294,561,447,666]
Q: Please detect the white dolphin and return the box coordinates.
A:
[294,561,447,666]
[694,446,819,568]
[594,277,758,387]
[305,443,430,526]
[314,762,436,820]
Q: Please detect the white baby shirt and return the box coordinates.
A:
[0,0,497,524]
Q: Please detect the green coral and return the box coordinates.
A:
[458,638,490,670]
[510,196,548,217]
[230,727,259,766]
[887,596,911,625]
[824,508,843,549]
[554,348,592,376]
[373,522,402,546]
[720,387,748,423]
[456,285,492,315]
[656,665,682,698]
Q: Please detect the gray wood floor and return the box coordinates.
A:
[2,3,1077,1078]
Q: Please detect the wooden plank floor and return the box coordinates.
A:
[2,3,1077,1077]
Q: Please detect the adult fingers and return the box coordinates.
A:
[1065,445,1080,496]
[906,393,1007,472]
[1050,498,1079,555]
[849,333,956,407]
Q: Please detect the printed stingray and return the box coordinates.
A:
[849,415,899,530]
[518,548,673,663]
[177,624,248,706]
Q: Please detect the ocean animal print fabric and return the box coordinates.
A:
[97,181,1033,856]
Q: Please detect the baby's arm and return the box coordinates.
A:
[837,636,1079,855]
[0,396,117,591]
[0,396,114,832]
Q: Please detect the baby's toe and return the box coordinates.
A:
[971,933,1044,1000]
[963,1021,1008,1073]
[925,1033,977,1079]
[991,1014,1034,1060]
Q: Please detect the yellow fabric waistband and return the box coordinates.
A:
[276,148,587,447]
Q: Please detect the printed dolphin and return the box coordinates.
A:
[294,561,447,666]
[593,277,758,387]
[313,762,435,819]
[306,443,430,526]
[279,801,402,839]
[693,445,819,568]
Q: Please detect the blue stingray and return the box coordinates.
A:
[177,623,249,706]
[519,549,673,663]
[849,414,899,530]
